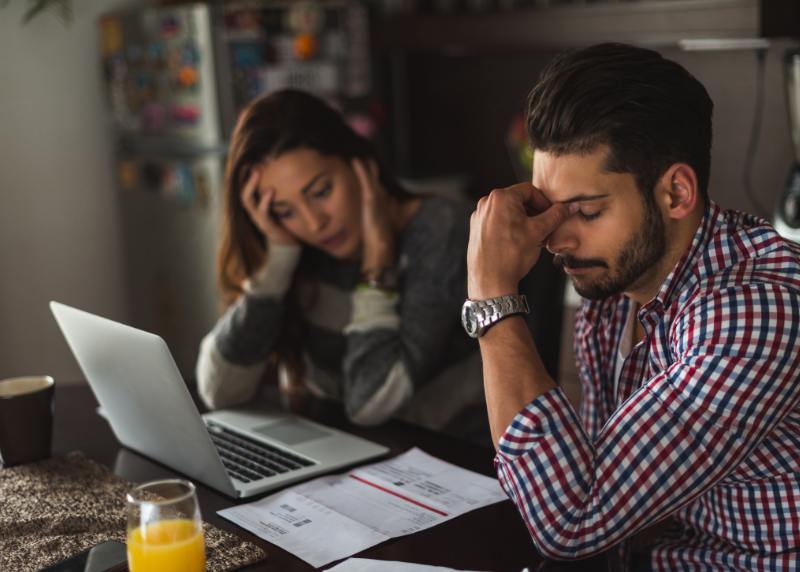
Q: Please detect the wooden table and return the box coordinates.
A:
[52,384,609,571]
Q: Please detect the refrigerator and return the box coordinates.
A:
[98,1,373,379]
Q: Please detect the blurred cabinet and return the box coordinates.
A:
[374,0,800,382]
[377,0,800,52]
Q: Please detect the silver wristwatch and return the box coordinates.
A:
[461,294,529,338]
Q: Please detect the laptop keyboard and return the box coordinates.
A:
[206,421,316,484]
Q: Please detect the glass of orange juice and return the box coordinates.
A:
[126,479,206,572]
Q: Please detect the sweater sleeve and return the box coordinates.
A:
[341,198,471,425]
[196,243,301,410]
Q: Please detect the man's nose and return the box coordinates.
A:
[545,221,578,255]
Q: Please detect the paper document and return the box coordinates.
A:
[325,557,487,571]
[219,447,506,568]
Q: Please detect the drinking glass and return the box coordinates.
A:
[126,479,206,572]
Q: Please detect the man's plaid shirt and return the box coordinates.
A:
[495,202,800,570]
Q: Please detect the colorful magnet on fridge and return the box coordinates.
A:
[134,71,152,90]
[161,166,178,196]
[226,10,260,34]
[161,15,180,37]
[170,104,201,125]
[118,160,138,191]
[175,165,196,204]
[285,1,324,34]
[99,17,122,57]
[193,169,210,208]
[147,42,164,64]
[182,43,200,66]
[177,66,199,88]
[293,33,319,60]
[232,43,263,68]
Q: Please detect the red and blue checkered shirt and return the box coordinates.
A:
[495,202,800,570]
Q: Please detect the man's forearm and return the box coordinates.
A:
[479,315,557,447]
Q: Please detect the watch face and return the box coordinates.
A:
[461,301,479,338]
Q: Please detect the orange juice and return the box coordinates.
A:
[127,518,205,572]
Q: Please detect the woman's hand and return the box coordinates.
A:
[352,158,395,270]
[240,166,298,247]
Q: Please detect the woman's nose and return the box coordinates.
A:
[302,206,328,233]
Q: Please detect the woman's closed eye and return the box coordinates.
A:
[271,207,294,220]
[310,183,332,200]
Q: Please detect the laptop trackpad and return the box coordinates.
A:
[252,419,330,445]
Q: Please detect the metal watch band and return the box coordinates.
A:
[478,294,529,330]
[461,294,529,338]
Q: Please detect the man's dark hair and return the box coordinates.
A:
[526,43,713,201]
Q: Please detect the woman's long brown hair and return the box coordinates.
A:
[217,90,410,391]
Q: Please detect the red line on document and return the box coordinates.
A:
[348,475,449,517]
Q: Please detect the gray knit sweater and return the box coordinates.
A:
[196,196,479,427]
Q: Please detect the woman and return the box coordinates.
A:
[196,89,480,430]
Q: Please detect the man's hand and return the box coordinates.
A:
[467,183,575,299]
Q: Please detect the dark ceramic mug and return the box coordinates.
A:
[0,375,54,467]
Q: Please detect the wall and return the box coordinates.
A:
[0,1,141,384]
[397,41,796,210]
[673,41,795,215]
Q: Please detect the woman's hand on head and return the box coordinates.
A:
[353,158,395,270]
[240,166,298,247]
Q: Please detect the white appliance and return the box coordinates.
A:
[774,47,800,244]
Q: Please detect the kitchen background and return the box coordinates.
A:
[0,1,797,408]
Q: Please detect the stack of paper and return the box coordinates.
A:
[219,448,506,568]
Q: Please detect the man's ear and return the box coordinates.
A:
[656,163,699,220]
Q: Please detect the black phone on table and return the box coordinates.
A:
[41,539,127,572]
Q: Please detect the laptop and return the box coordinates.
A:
[50,301,389,498]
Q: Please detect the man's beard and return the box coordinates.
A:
[555,196,666,300]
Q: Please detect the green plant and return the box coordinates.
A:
[0,0,72,24]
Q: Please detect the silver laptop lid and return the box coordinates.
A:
[50,301,236,497]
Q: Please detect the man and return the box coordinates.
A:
[464,43,800,570]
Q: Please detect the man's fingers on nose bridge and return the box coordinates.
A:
[505,182,538,205]
[530,203,570,236]
[527,187,551,212]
